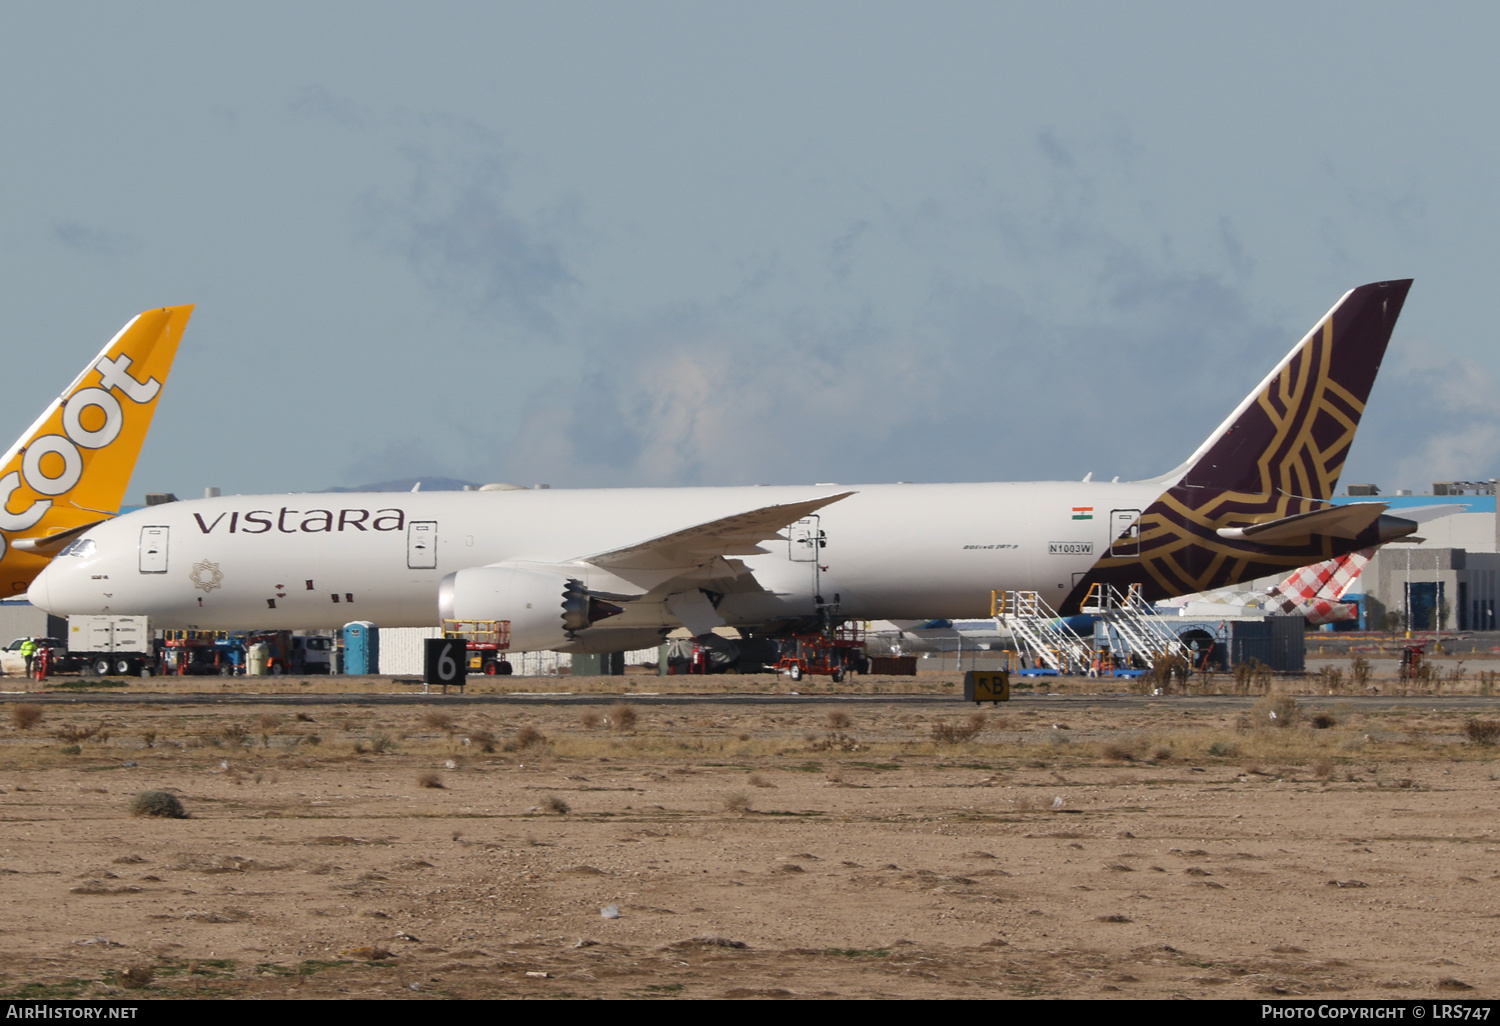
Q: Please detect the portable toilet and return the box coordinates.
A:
[343,621,379,675]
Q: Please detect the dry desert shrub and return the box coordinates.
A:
[255,712,281,732]
[607,704,638,731]
[668,936,749,950]
[1350,656,1373,690]
[1234,659,1273,694]
[10,703,42,730]
[811,731,862,752]
[579,710,602,729]
[55,722,107,744]
[421,710,454,731]
[129,791,187,819]
[1311,712,1337,730]
[217,722,252,747]
[1150,653,1191,693]
[508,725,547,750]
[721,791,752,814]
[1465,718,1500,746]
[543,794,570,814]
[747,773,775,788]
[825,710,852,729]
[1312,758,1334,780]
[1233,661,1255,695]
[931,712,986,744]
[117,966,154,990]
[1101,741,1138,762]
[1251,693,1300,729]
[417,771,445,789]
[1318,666,1345,692]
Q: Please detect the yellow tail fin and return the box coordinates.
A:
[0,305,193,596]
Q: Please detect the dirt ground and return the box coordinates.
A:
[2,667,1500,1000]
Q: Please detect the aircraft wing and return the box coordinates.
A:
[584,492,855,572]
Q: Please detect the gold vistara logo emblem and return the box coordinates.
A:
[189,560,223,593]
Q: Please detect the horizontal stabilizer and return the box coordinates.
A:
[1386,503,1471,525]
[1216,502,1392,544]
[585,492,855,571]
[11,520,107,555]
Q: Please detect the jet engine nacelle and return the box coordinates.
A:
[438,566,623,652]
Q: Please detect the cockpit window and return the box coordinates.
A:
[60,538,96,558]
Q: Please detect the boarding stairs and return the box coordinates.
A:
[991,590,1093,674]
[1081,583,1187,664]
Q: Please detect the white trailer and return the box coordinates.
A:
[67,615,156,676]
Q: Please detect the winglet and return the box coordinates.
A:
[0,305,193,594]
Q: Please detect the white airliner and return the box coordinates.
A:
[29,282,1417,654]
[0,305,192,599]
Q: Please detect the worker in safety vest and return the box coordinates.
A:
[20,638,37,677]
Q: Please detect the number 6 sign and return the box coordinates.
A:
[425,638,466,691]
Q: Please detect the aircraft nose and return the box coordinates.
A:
[27,562,55,612]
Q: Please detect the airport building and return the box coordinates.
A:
[1331,481,1500,631]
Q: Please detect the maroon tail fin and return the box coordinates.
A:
[1063,280,1413,612]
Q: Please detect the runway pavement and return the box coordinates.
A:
[3,686,1500,713]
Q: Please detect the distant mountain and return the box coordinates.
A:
[322,476,481,493]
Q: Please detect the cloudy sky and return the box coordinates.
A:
[2,2,1496,499]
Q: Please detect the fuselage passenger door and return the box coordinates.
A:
[139,526,168,574]
[407,521,438,570]
[1109,509,1141,557]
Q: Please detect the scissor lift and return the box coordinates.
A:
[442,619,514,675]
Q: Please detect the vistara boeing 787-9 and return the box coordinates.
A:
[28,282,1414,655]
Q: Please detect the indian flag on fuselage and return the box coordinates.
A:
[1071,507,1093,520]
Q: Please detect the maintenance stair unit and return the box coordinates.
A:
[1081,583,1187,667]
[992,590,1092,676]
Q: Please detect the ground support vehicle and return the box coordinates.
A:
[158,629,333,676]
[290,634,333,673]
[774,625,868,683]
[442,619,513,675]
[0,638,76,676]
[239,631,294,674]
[160,630,240,675]
[66,616,156,676]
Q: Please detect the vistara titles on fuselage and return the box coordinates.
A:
[30,282,1416,654]
[0,306,192,597]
